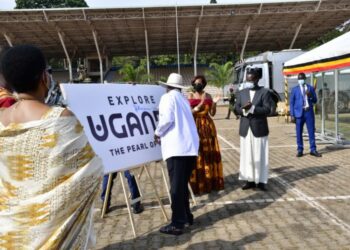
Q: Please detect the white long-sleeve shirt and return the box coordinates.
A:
[155,89,199,161]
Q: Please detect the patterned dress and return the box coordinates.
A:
[0,107,103,250]
[188,98,224,194]
[0,87,16,108]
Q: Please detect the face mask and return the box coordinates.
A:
[298,79,305,85]
[193,83,204,92]
[244,82,254,89]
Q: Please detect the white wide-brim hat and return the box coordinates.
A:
[158,73,190,89]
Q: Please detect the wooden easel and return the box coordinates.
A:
[100,164,169,238]
[134,161,197,206]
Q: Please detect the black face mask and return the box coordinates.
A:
[192,83,204,92]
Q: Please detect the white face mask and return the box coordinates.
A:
[244,82,254,89]
[298,79,305,85]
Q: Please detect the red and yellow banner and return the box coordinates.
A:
[283,54,350,76]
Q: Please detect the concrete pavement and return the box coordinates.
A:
[93,106,350,250]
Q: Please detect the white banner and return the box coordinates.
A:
[60,83,165,174]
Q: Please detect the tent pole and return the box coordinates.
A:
[334,69,339,143]
[284,76,289,122]
[321,72,325,136]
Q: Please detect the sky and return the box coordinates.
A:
[0,0,314,10]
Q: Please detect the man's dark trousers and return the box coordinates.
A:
[296,108,316,153]
[166,156,197,228]
[101,171,140,207]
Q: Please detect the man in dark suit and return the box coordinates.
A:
[290,72,321,157]
[234,68,272,191]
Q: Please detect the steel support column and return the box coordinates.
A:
[193,27,199,76]
[240,25,251,61]
[193,6,203,77]
[175,6,180,74]
[144,29,150,82]
[289,23,302,49]
[3,33,13,47]
[92,30,104,83]
[143,8,150,82]
[57,31,73,82]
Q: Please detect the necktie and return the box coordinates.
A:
[302,84,306,107]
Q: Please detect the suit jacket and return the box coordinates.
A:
[290,84,317,118]
[234,86,271,137]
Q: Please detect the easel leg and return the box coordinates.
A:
[134,174,143,199]
[101,173,113,219]
[188,183,197,206]
[128,168,143,200]
[120,172,137,238]
[144,165,169,222]
[160,164,172,204]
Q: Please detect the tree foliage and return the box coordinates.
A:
[305,29,343,50]
[118,61,152,83]
[15,0,88,9]
[205,61,234,89]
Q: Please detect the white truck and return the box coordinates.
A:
[234,49,305,100]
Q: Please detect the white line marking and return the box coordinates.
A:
[220,147,235,151]
[271,173,350,235]
[217,132,350,235]
[216,127,238,130]
[268,125,294,128]
[142,195,350,210]
[269,145,297,148]
[220,144,297,149]
[217,134,240,152]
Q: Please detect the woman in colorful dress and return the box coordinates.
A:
[0,86,16,108]
[0,48,16,108]
[0,45,103,249]
[188,75,224,195]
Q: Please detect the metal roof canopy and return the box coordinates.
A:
[0,1,349,58]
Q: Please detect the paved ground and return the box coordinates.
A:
[93,106,350,250]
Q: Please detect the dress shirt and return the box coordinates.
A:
[242,89,256,116]
[155,89,199,161]
[299,84,309,108]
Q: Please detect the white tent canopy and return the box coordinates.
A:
[283,31,350,75]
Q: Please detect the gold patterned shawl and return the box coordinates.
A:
[0,107,103,250]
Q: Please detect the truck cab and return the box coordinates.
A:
[234,49,305,100]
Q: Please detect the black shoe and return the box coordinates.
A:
[132,203,144,214]
[225,117,230,119]
[186,214,194,226]
[257,183,267,191]
[242,181,256,190]
[310,151,322,157]
[296,151,303,157]
[159,224,183,235]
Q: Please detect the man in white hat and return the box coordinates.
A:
[154,73,199,235]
